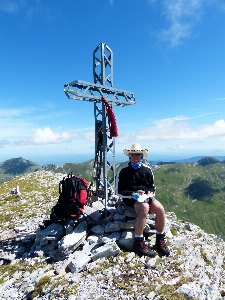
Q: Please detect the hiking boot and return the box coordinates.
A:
[155,233,170,257]
[133,237,156,257]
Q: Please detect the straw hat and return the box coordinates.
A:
[123,143,148,158]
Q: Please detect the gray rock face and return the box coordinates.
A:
[117,230,135,251]
[28,202,158,266]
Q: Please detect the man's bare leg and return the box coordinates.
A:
[134,199,170,257]
[133,201,156,257]
[149,199,165,232]
[134,202,149,235]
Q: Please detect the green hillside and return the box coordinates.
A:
[0,157,38,184]
[153,162,225,240]
[54,160,94,182]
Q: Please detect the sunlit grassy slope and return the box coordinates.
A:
[153,162,225,240]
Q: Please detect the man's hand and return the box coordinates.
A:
[136,190,145,195]
[133,191,155,203]
[147,191,155,199]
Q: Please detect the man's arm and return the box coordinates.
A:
[144,167,156,195]
[116,166,136,197]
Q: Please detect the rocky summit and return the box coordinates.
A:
[0,170,225,300]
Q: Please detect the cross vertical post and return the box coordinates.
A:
[64,43,136,206]
[93,43,115,203]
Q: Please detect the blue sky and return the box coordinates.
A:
[1,0,225,164]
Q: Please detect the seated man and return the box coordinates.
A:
[116,143,170,257]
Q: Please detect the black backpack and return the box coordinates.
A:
[50,173,89,223]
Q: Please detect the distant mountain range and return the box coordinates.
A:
[150,155,225,164]
[0,157,95,184]
[1,156,225,184]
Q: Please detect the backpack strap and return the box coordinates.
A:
[59,177,66,195]
[71,176,80,203]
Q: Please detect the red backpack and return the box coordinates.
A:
[51,173,89,223]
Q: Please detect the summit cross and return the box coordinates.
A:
[64,43,136,204]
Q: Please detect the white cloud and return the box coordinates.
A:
[159,115,190,122]
[0,106,81,140]
[0,119,35,139]
[119,118,225,142]
[0,0,53,20]
[148,0,157,3]
[0,107,36,139]
[0,139,10,148]
[198,119,225,138]
[211,97,225,102]
[0,108,29,117]
[160,0,203,46]
[0,0,18,13]
[166,144,187,150]
[83,132,95,142]
[15,127,78,145]
[136,118,195,140]
[150,0,225,46]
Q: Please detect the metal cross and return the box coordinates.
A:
[64,43,136,205]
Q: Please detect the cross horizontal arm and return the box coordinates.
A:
[64,80,136,106]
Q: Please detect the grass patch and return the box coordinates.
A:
[32,275,51,298]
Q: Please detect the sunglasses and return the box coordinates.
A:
[130,153,142,157]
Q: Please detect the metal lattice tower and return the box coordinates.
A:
[64,43,136,205]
